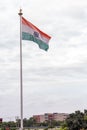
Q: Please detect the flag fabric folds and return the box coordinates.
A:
[22,17,51,51]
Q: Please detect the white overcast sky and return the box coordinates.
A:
[0,0,87,121]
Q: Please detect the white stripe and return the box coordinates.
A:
[22,24,49,44]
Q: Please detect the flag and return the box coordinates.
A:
[22,17,51,51]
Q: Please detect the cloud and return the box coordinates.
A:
[0,0,87,121]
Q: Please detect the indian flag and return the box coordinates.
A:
[22,17,51,51]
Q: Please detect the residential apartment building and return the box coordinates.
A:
[33,113,68,123]
[53,113,68,121]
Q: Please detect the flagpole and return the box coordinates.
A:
[18,9,23,130]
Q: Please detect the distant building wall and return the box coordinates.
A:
[39,115,45,123]
[33,113,68,123]
[53,113,68,121]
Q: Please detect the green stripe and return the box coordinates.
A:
[22,32,49,51]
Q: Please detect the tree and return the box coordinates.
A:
[61,110,87,130]
[83,109,87,129]
[65,110,84,130]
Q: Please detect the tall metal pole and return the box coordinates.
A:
[18,9,23,130]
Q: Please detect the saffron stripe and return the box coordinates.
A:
[22,17,51,39]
